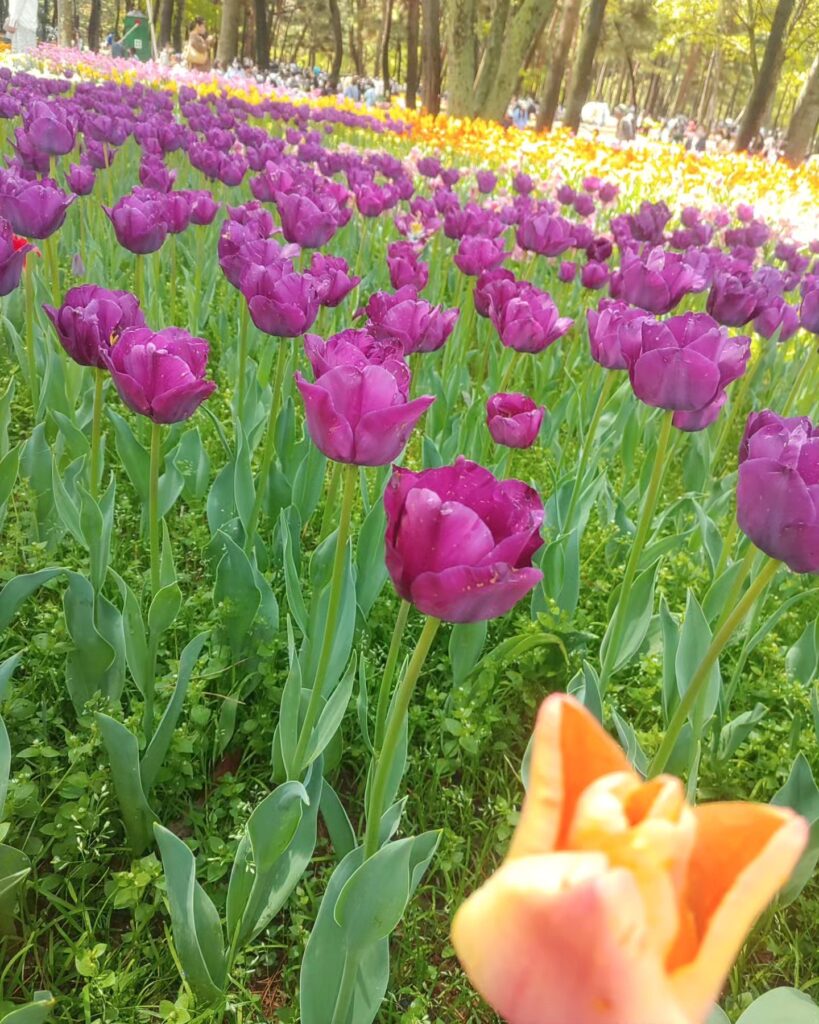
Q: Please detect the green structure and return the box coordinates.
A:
[120,10,152,61]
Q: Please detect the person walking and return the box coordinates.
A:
[6,0,38,53]
[184,17,211,72]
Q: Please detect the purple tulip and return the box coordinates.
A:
[737,410,819,572]
[384,458,544,622]
[556,185,576,206]
[186,190,221,226]
[387,241,429,291]
[363,287,459,354]
[800,287,819,334]
[295,348,434,467]
[706,270,766,327]
[66,162,96,196]
[0,177,75,239]
[581,261,610,290]
[573,193,595,218]
[486,392,545,448]
[454,235,509,276]
[103,327,216,423]
[586,300,649,370]
[304,329,405,378]
[23,99,76,156]
[558,261,577,283]
[243,267,320,337]
[474,268,518,319]
[627,201,672,245]
[476,170,497,194]
[490,284,573,353]
[0,218,32,296]
[754,297,799,342]
[582,176,602,193]
[598,182,620,203]
[516,212,574,256]
[624,312,751,431]
[512,172,534,195]
[43,285,145,368]
[104,189,168,254]
[165,192,192,235]
[610,248,705,315]
[306,253,360,307]
[139,156,176,193]
[275,190,341,248]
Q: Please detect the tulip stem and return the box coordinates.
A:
[89,368,105,500]
[598,409,674,695]
[44,235,60,309]
[714,545,759,633]
[374,599,411,750]
[291,463,358,777]
[236,300,249,418]
[149,421,162,597]
[244,339,289,554]
[711,351,759,468]
[714,516,740,578]
[318,460,343,541]
[562,369,616,533]
[649,557,780,778]
[168,234,177,323]
[192,229,204,333]
[363,615,440,860]
[24,261,38,412]
[134,254,145,313]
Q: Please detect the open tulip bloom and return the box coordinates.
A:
[452,694,808,1024]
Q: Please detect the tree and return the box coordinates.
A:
[405,0,420,107]
[734,0,796,150]
[379,0,394,91]
[328,0,343,86]
[254,0,269,68]
[216,0,242,65]
[57,0,73,44]
[471,0,511,114]
[421,0,442,112]
[446,0,478,115]
[157,0,173,47]
[564,0,608,130]
[537,0,582,130]
[479,0,557,119]
[784,52,819,160]
[87,0,101,49]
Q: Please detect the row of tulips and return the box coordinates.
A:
[0,56,816,1024]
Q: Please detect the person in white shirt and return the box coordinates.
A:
[7,0,38,52]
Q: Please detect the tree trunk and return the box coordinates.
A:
[380,0,393,92]
[290,23,307,63]
[672,44,700,113]
[446,0,477,115]
[784,52,819,161]
[171,0,183,49]
[57,0,73,44]
[328,0,343,86]
[217,0,241,64]
[88,0,101,49]
[254,0,268,67]
[471,0,510,113]
[421,0,442,112]
[479,0,557,120]
[536,0,581,130]
[734,0,795,150]
[349,24,364,75]
[405,0,420,107]
[564,0,607,131]
[157,0,172,47]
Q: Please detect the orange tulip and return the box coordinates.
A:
[452,694,808,1024]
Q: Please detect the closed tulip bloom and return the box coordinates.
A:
[706,271,766,327]
[799,287,819,334]
[139,156,176,193]
[452,693,807,1024]
[384,458,544,622]
[474,268,518,318]
[455,235,509,276]
[364,287,459,354]
[753,297,799,342]
[611,248,705,315]
[104,189,168,254]
[243,268,320,337]
[103,327,216,423]
[624,313,750,431]
[44,285,145,368]
[737,409,819,573]
[476,170,497,193]
[274,190,341,248]
[586,300,649,370]
[491,284,574,353]
[186,190,221,226]
[66,162,96,196]
[295,353,433,466]
[558,261,577,283]
[306,253,360,307]
[516,212,574,256]
[512,172,534,195]
[581,261,610,290]
[0,219,32,296]
[486,393,545,448]
[387,241,429,291]
[0,177,75,239]
[24,99,77,156]
[165,192,192,235]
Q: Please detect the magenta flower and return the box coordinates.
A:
[44,285,145,368]
[581,261,610,290]
[243,268,320,337]
[706,270,766,327]
[23,100,76,156]
[754,298,799,342]
[558,261,577,283]
[186,190,221,226]
[104,189,168,254]
[490,284,573,353]
[66,162,95,196]
[0,177,75,239]
[800,287,819,334]
[364,287,459,354]
[384,458,544,622]
[295,346,433,466]
[486,392,545,448]
[474,269,517,319]
[306,253,360,307]
[476,170,497,194]
[275,190,341,248]
[103,327,216,423]
[610,248,705,315]
[454,235,509,276]
[304,329,405,379]
[737,410,819,573]
[387,241,429,291]
[624,312,751,431]
[586,300,649,370]
[516,212,573,257]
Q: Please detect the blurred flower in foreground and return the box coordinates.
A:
[452,693,807,1024]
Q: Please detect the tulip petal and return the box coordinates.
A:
[409,562,542,623]
[295,373,355,462]
[509,693,631,859]
[631,347,722,411]
[452,853,687,1024]
[150,379,217,424]
[669,803,808,1022]
[355,394,434,466]
[737,459,816,563]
